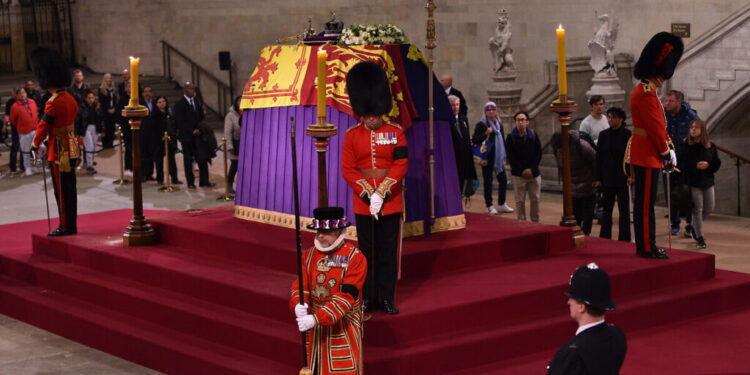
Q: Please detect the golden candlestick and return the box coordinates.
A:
[122,103,156,246]
[158,131,178,193]
[112,125,131,185]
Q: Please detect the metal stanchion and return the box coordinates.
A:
[112,125,131,185]
[217,137,234,201]
[158,131,178,193]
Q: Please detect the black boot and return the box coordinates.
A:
[48,227,72,236]
[382,299,399,315]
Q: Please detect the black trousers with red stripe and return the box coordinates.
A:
[356,213,400,303]
[633,165,659,254]
[50,159,78,233]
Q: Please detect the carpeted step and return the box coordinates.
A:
[0,274,299,375]
[0,251,301,360]
[150,208,574,279]
[363,246,715,346]
[30,233,296,321]
[363,269,750,374]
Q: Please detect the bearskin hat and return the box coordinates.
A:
[633,32,684,80]
[345,61,392,117]
[30,47,71,89]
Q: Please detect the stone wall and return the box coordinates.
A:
[72,0,747,120]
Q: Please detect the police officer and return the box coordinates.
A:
[548,263,627,375]
[30,47,80,236]
[341,61,408,314]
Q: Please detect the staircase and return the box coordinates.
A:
[670,2,750,126]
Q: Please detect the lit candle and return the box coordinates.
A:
[130,56,140,102]
[317,49,327,118]
[556,25,567,98]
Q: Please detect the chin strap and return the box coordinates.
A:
[314,231,347,253]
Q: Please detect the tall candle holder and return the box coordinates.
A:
[550,96,585,248]
[122,103,156,246]
[306,115,337,208]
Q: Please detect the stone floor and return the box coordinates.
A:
[1,141,749,373]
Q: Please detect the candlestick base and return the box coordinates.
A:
[123,215,157,246]
[112,178,131,185]
[217,193,235,201]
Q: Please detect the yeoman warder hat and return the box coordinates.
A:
[307,206,352,231]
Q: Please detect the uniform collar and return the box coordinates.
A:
[576,319,605,335]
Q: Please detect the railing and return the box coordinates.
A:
[160,40,232,118]
[715,144,750,216]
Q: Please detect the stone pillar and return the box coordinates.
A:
[487,70,522,125]
[586,74,625,109]
[9,2,28,72]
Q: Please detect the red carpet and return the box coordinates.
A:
[1,207,749,374]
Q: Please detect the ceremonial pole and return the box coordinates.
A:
[550,25,584,248]
[122,56,156,246]
[425,0,437,230]
[291,116,311,375]
[307,47,337,208]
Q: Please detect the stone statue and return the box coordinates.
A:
[588,13,619,77]
[489,9,515,73]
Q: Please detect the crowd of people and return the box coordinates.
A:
[1,70,244,192]
[444,72,720,251]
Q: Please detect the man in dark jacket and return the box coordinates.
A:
[506,111,542,222]
[448,95,477,198]
[552,129,597,235]
[664,90,698,235]
[173,82,214,188]
[139,86,158,181]
[548,263,627,375]
[595,107,632,241]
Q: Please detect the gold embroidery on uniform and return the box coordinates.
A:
[317,257,331,272]
[376,177,397,197]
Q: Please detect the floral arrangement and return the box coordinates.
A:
[338,24,408,45]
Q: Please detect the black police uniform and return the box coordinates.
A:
[547,322,627,375]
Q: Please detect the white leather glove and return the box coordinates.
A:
[370,193,384,216]
[294,303,309,319]
[669,149,677,167]
[297,314,315,332]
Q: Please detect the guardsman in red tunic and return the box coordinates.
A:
[291,207,366,375]
[341,61,408,314]
[628,32,683,259]
[29,47,81,236]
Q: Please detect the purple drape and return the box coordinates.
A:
[235,105,463,225]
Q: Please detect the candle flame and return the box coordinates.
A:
[558,24,563,30]
[129,56,137,61]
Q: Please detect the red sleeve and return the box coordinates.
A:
[376,128,408,198]
[642,92,670,155]
[341,128,374,199]
[289,249,312,310]
[32,99,57,148]
[313,249,366,327]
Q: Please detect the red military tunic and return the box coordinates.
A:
[341,121,408,216]
[629,80,670,168]
[32,89,80,170]
[290,242,366,375]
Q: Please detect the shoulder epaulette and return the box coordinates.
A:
[345,123,362,133]
[385,121,402,130]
